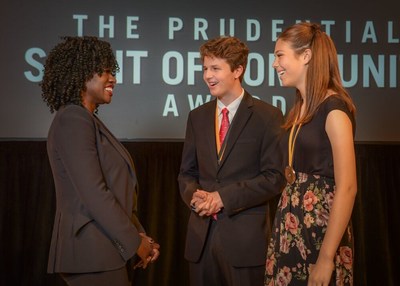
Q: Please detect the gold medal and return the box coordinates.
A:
[285,165,296,185]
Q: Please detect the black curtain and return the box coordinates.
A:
[0,141,399,286]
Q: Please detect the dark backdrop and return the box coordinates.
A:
[0,141,399,286]
[2,0,399,142]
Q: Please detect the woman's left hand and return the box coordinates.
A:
[308,256,334,286]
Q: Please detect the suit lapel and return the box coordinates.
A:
[93,115,136,176]
[205,100,219,169]
[217,92,253,172]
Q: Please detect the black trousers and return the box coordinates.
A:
[189,219,265,286]
[60,266,130,286]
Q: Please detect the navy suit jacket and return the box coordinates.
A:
[178,91,285,267]
[46,105,143,273]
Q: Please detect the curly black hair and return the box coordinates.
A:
[40,36,119,113]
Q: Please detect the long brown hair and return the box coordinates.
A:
[279,22,356,129]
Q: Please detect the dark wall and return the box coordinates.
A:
[0,141,399,286]
[2,0,400,141]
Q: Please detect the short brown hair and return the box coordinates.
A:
[200,36,249,82]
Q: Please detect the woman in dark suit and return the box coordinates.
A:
[40,36,159,286]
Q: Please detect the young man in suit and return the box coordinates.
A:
[178,36,285,286]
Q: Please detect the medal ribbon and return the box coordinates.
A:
[288,123,302,169]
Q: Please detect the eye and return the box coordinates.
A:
[103,68,116,76]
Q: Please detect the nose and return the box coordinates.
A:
[203,69,211,79]
[272,57,279,69]
[109,73,117,84]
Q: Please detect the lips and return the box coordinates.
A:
[105,86,113,95]
[208,81,218,88]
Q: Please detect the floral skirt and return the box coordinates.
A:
[265,173,353,286]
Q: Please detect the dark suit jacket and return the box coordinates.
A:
[46,105,144,273]
[178,91,285,267]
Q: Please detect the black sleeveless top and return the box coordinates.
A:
[281,95,355,179]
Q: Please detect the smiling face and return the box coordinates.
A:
[81,69,116,113]
[202,56,243,105]
[272,39,311,96]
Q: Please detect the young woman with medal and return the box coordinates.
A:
[265,22,357,286]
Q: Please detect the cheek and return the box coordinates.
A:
[279,58,289,69]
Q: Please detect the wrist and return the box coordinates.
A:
[317,251,335,266]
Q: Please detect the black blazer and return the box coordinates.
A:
[46,105,143,273]
[178,91,285,267]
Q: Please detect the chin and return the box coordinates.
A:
[209,90,219,97]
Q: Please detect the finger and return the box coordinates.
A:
[198,210,206,216]
[133,261,143,269]
[190,196,202,204]
[209,205,221,214]
[190,202,197,211]
[192,191,205,199]
[207,201,216,212]
[150,249,160,262]
[205,201,215,214]
[195,190,208,199]
[197,207,207,214]
[196,201,208,211]
[198,209,209,216]
[142,260,149,269]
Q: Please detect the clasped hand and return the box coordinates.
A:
[134,233,160,269]
[190,189,223,217]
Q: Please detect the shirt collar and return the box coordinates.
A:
[217,88,244,115]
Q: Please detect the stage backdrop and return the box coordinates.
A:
[1,0,399,142]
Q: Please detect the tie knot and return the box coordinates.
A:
[222,108,229,116]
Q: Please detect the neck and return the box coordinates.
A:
[219,86,243,106]
[82,100,97,113]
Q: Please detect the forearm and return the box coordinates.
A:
[318,185,357,261]
[322,109,357,261]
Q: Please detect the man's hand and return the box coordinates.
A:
[190,189,223,217]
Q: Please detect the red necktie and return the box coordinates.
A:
[214,108,229,221]
[219,108,230,147]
